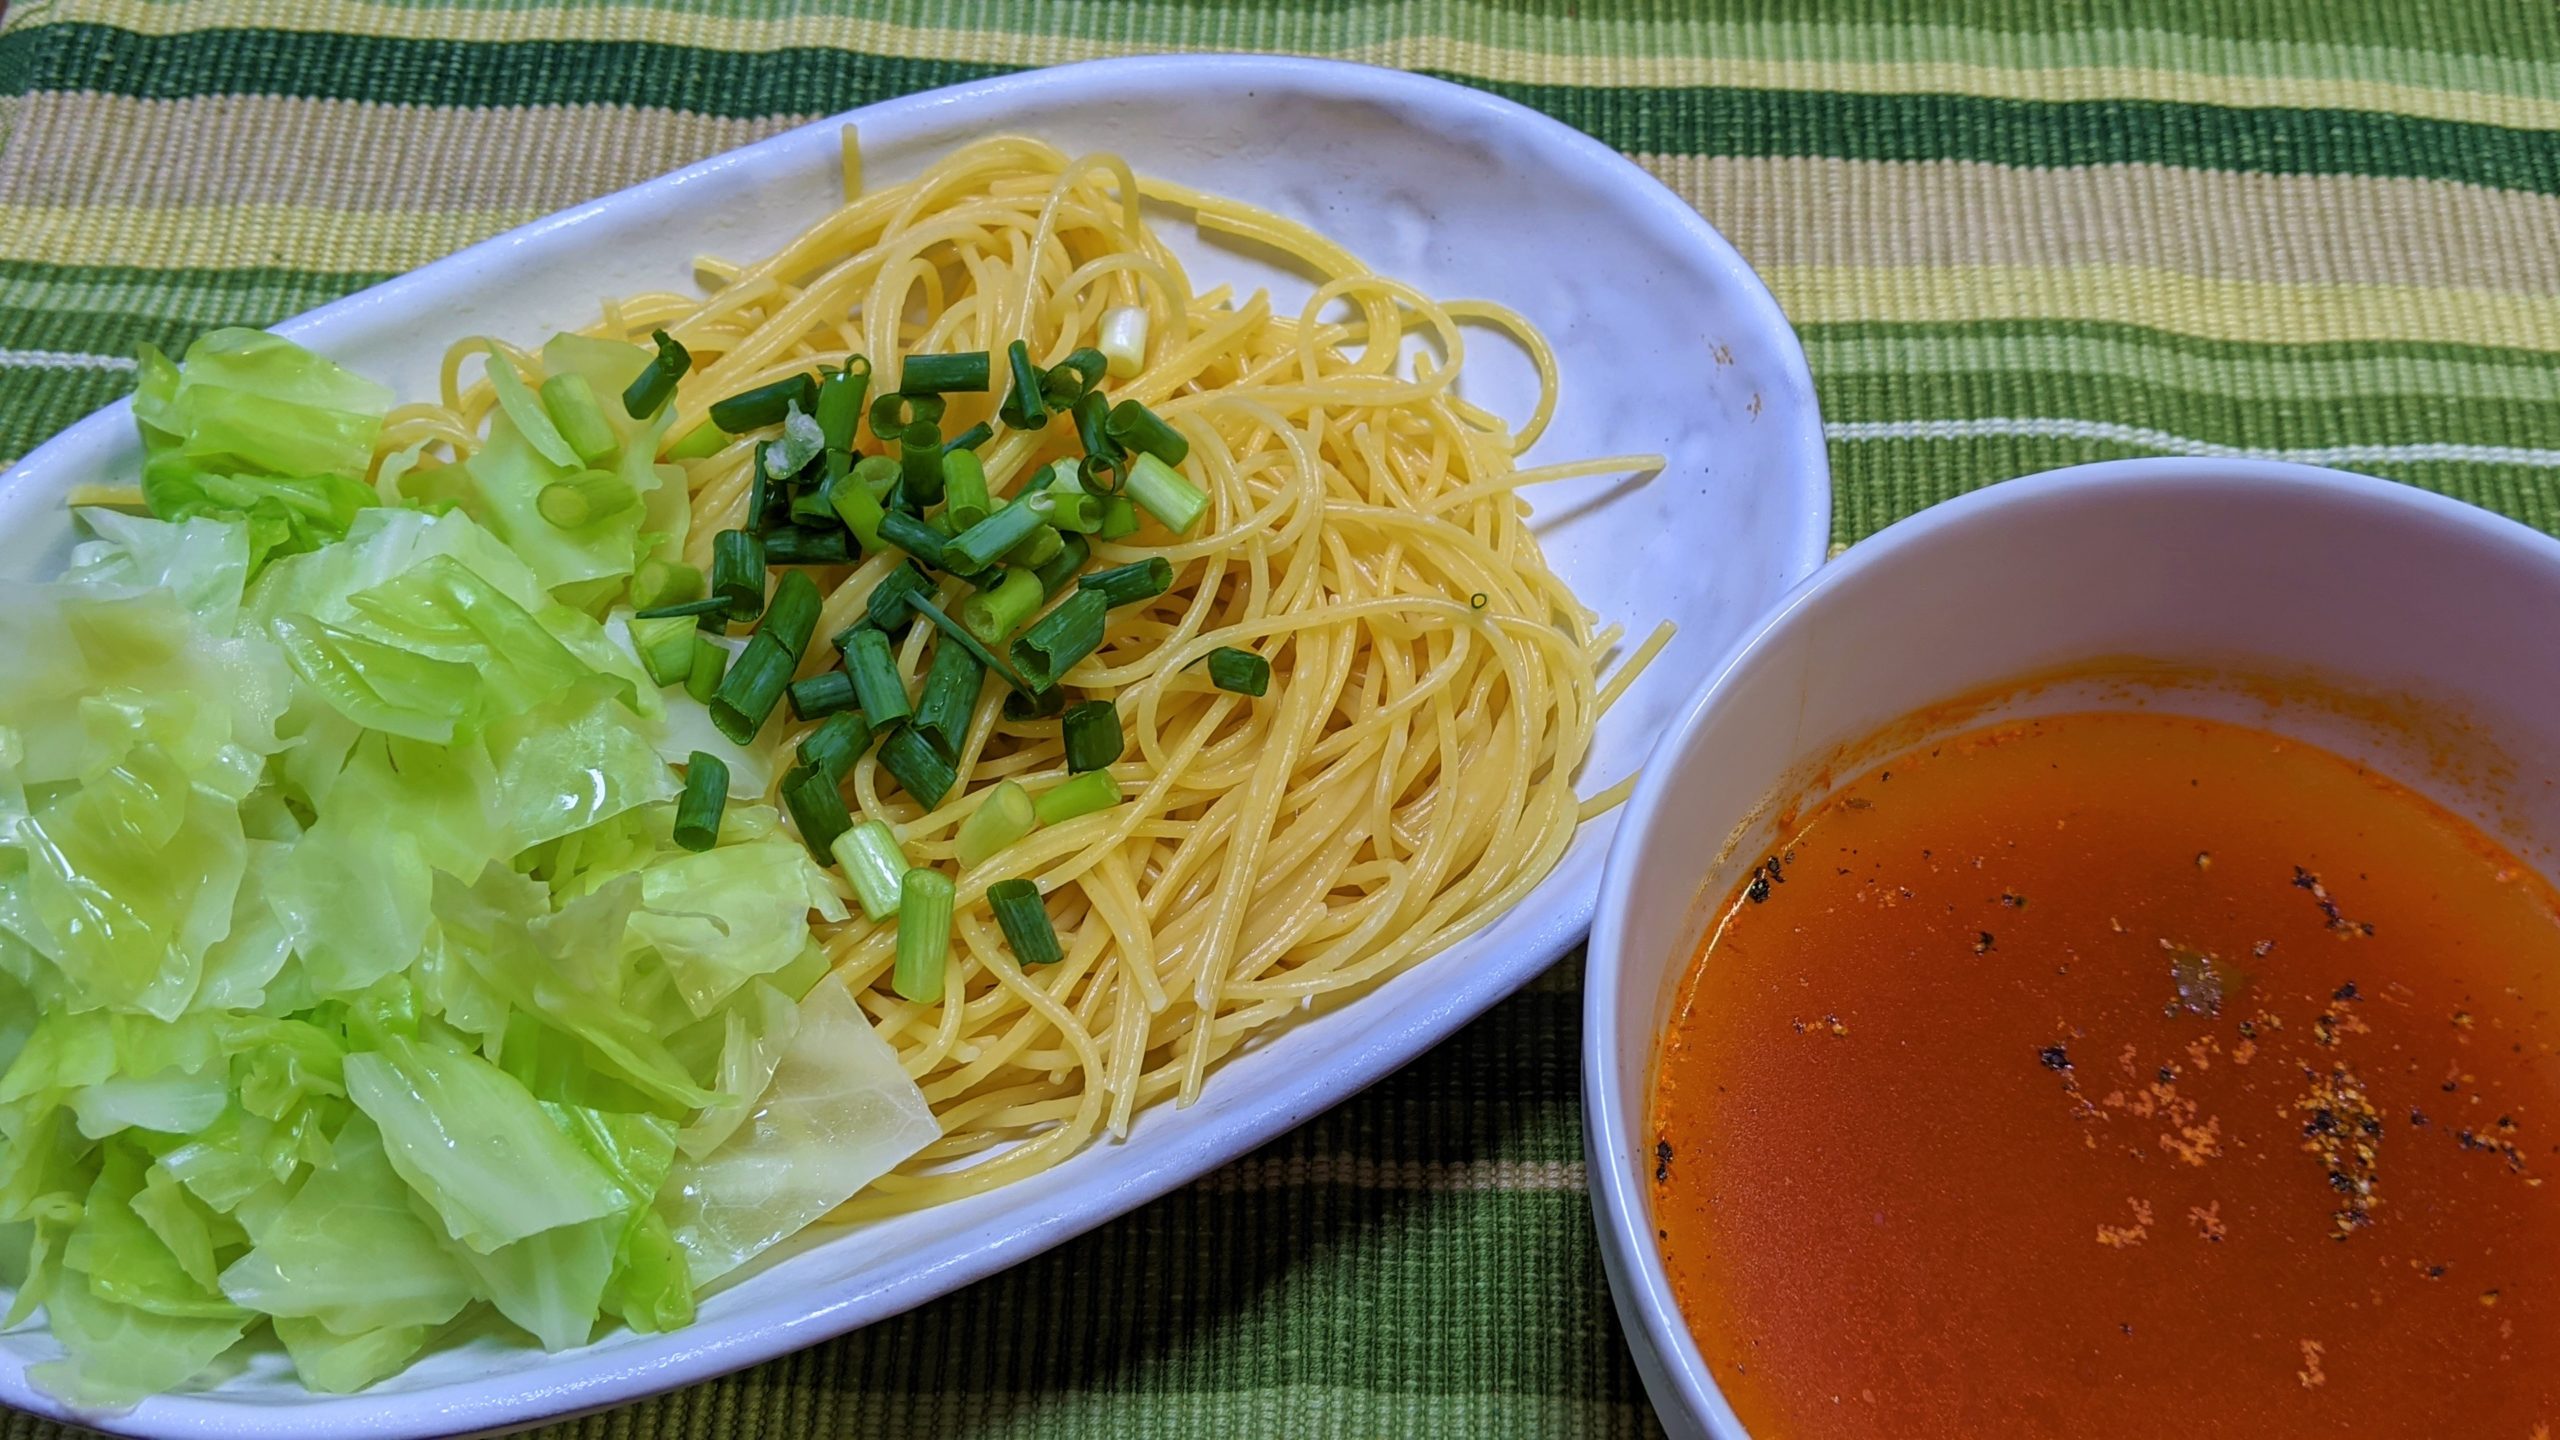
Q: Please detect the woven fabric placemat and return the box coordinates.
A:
[2,2,2555,1435]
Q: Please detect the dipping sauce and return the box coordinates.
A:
[1653,711,2560,1439]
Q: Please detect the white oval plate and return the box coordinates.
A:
[0,55,1827,1439]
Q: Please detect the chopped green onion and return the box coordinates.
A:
[953,780,1037,869]
[1099,306,1149,379]
[1106,399,1190,467]
[788,481,841,528]
[910,637,985,761]
[1071,392,1121,474]
[632,557,703,611]
[945,493,1052,574]
[762,562,822,658]
[488,352,582,465]
[622,328,690,418]
[674,752,729,853]
[987,877,1063,965]
[1002,685,1067,721]
[709,631,794,743]
[683,635,728,704]
[940,421,993,454]
[1207,646,1271,697]
[537,470,637,528]
[852,451,902,499]
[1034,769,1122,826]
[1010,589,1108,691]
[710,373,818,432]
[998,339,1048,430]
[1079,557,1174,608]
[1033,532,1091,597]
[877,725,957,809]
[787,670,858,721]
[780,763,853,859]
[1031,486,1102,533]
[541,372,620,464]
[815,357,872,451]
[1061,700,1124,773]
[907,595,1032,695]
[745,445,776,531]
[632,615,698,687]
[766,526,853,566]
[830,820,908,921]
[663,418,725,461]
[1076,453,1125,499]
[841,627,912,729]
[1041,348,1107,407]
[877,510,950,569]
[1125,452,1208,535]
[957,568,1042,644]
[1096,495,1140,540]
[633,595,730,620]
[862,562,933,631]
[712,529,766,621]
[942,449,993,530]
[899,429,945,506]
[1003,524,1064,570]
[893,867,955,1003]
[826,466,887,549]
[869,391,944,443]
[798,711,875,783]
[898,351,991,394]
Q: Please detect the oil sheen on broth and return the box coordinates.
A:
[1652,712,2560,1439]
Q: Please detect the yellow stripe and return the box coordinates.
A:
[1764,263,2560,351]
[30,0,2560,133]
[0,202,543,270]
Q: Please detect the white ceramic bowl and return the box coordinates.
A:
[0,54,1829,1438]
[1584,458,2560,1439]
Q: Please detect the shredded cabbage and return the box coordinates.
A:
[0,332,935,1410]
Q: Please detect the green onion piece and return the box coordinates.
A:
[956,568,1042,644]
[1034,769,1122,827]
[1071,391,1121,473]
[623,328,691,418]
[1106,399,1191,467]
[998,339,1049,430]
[709,631,793,743]
[674,751,729,853]
[877,725,957,809]
[745,442,777,530]
[1010,588,1108,691]
[1125,453,1209,535]
[944,494,1051,574]
[827,466,887,550]
[1076,453,1126,499]
[986,877,1064,965]
[953,782,1036,869]
[942,449,993,530]
[631,615,698,688]
[760,568,823,660]
[780,763,853,860]
[1207,645,1271,697]
[788,482,842,529]
[663,418,725,461]
[877,510,950,569]
[1002,685,1067,721]
[798,711,875,783]
[898,351,991,394]
[869,391,945,444]
[1096,495,1141,540]
[684,635,728,704]
[1079,557,1174,609]
[815,357,872,452]
[941,421,994,454]
[1100,306,1149,379]
[540,373,620,464]
[631,557,703,611]
[766,526,854,566]
[862,563,932,631]
[633,595,730,620]
[1040,348,1108,408]
[841,626,912,729]
[537,470,637,528]
[1003,524,1064,570]
[787,670,857,721]
[899,430,945,506]
[1031,487,1102,533]
[906,594,1032,695]
[852,451,903,500]
[911,637,986,760]
[1061,700,1124,773]
[711,529,766,621]
[1033,532,1091,597]
[830,820,908,921]
[893,867,955,1003]
[710,373,818,433]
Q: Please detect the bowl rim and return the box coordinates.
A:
[1581,456,2560,1437]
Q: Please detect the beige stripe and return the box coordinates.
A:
[0,92,805,211]
[0,201,542,270]
[1199,1156,1588,1193]
[1642,155,2560,296]
[26,0,2560,133]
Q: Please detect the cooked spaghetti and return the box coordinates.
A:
[400,134,1665,1212]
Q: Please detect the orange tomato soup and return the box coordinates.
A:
[1652,711,2560,1439]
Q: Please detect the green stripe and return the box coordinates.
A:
[0,369,135,465]
[1817,373,2560,450]
[0,262,392,323]
[6,26,2557,195]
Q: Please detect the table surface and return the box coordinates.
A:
[3,2,2556,1436]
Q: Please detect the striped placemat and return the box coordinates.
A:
[3,3,2555,1436]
